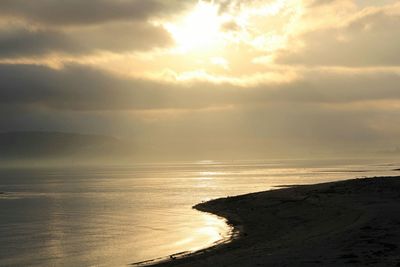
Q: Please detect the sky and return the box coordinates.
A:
[0,0,400,159]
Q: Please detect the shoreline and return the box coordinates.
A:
[129,211,242,267]
[131,212,240,267]
[139,176,400,266]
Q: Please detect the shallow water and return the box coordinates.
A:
[0,158,398,266]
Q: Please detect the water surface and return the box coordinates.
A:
[0,158,398,266]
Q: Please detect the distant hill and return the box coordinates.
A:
[0,131,129,161]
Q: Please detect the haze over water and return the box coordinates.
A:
[0,158,399,266]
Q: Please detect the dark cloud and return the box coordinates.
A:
[1,63,400,111]
[70,22,173,53]
[0,27,82,58]
[264,71,400,104]
[306,0,337,7]
[0,0,191,26]
[0,22,172,58]
[0,0,187,58]
[276,11,400,66]
[0,63,232,110]
[1,63,400,157]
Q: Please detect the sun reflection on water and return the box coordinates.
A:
[199,171,220,176]
[181,212,231,252]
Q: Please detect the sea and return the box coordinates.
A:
[0,158,399,266]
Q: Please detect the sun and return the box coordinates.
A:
[165,1,224,53]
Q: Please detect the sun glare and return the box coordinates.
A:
[166,1,223,53]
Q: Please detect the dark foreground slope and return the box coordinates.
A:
[145,176,400,267]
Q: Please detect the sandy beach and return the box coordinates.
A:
[142,176,400,267]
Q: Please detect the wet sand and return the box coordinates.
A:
[141,176,400,266]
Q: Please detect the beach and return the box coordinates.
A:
[144,176,400,266]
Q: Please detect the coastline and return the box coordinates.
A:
[131,212,240,267]
[139,176,400,266]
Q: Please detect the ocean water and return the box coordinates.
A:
[0,158,399,266]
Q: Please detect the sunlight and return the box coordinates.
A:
[191,214,230,251]
[102,0,305,84]
[165,1,224,53]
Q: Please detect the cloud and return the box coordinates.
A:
[0,1,188,59]
[69,22,173,53]
[1,0,400,159]
[305,0,352,8]
[0,0,191,26]
[0,22,172,58]
[0,63,234,111]
[0,26,81,58]
[1,63,400,157]
[1,63,400,111]
[276,9,400,66]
